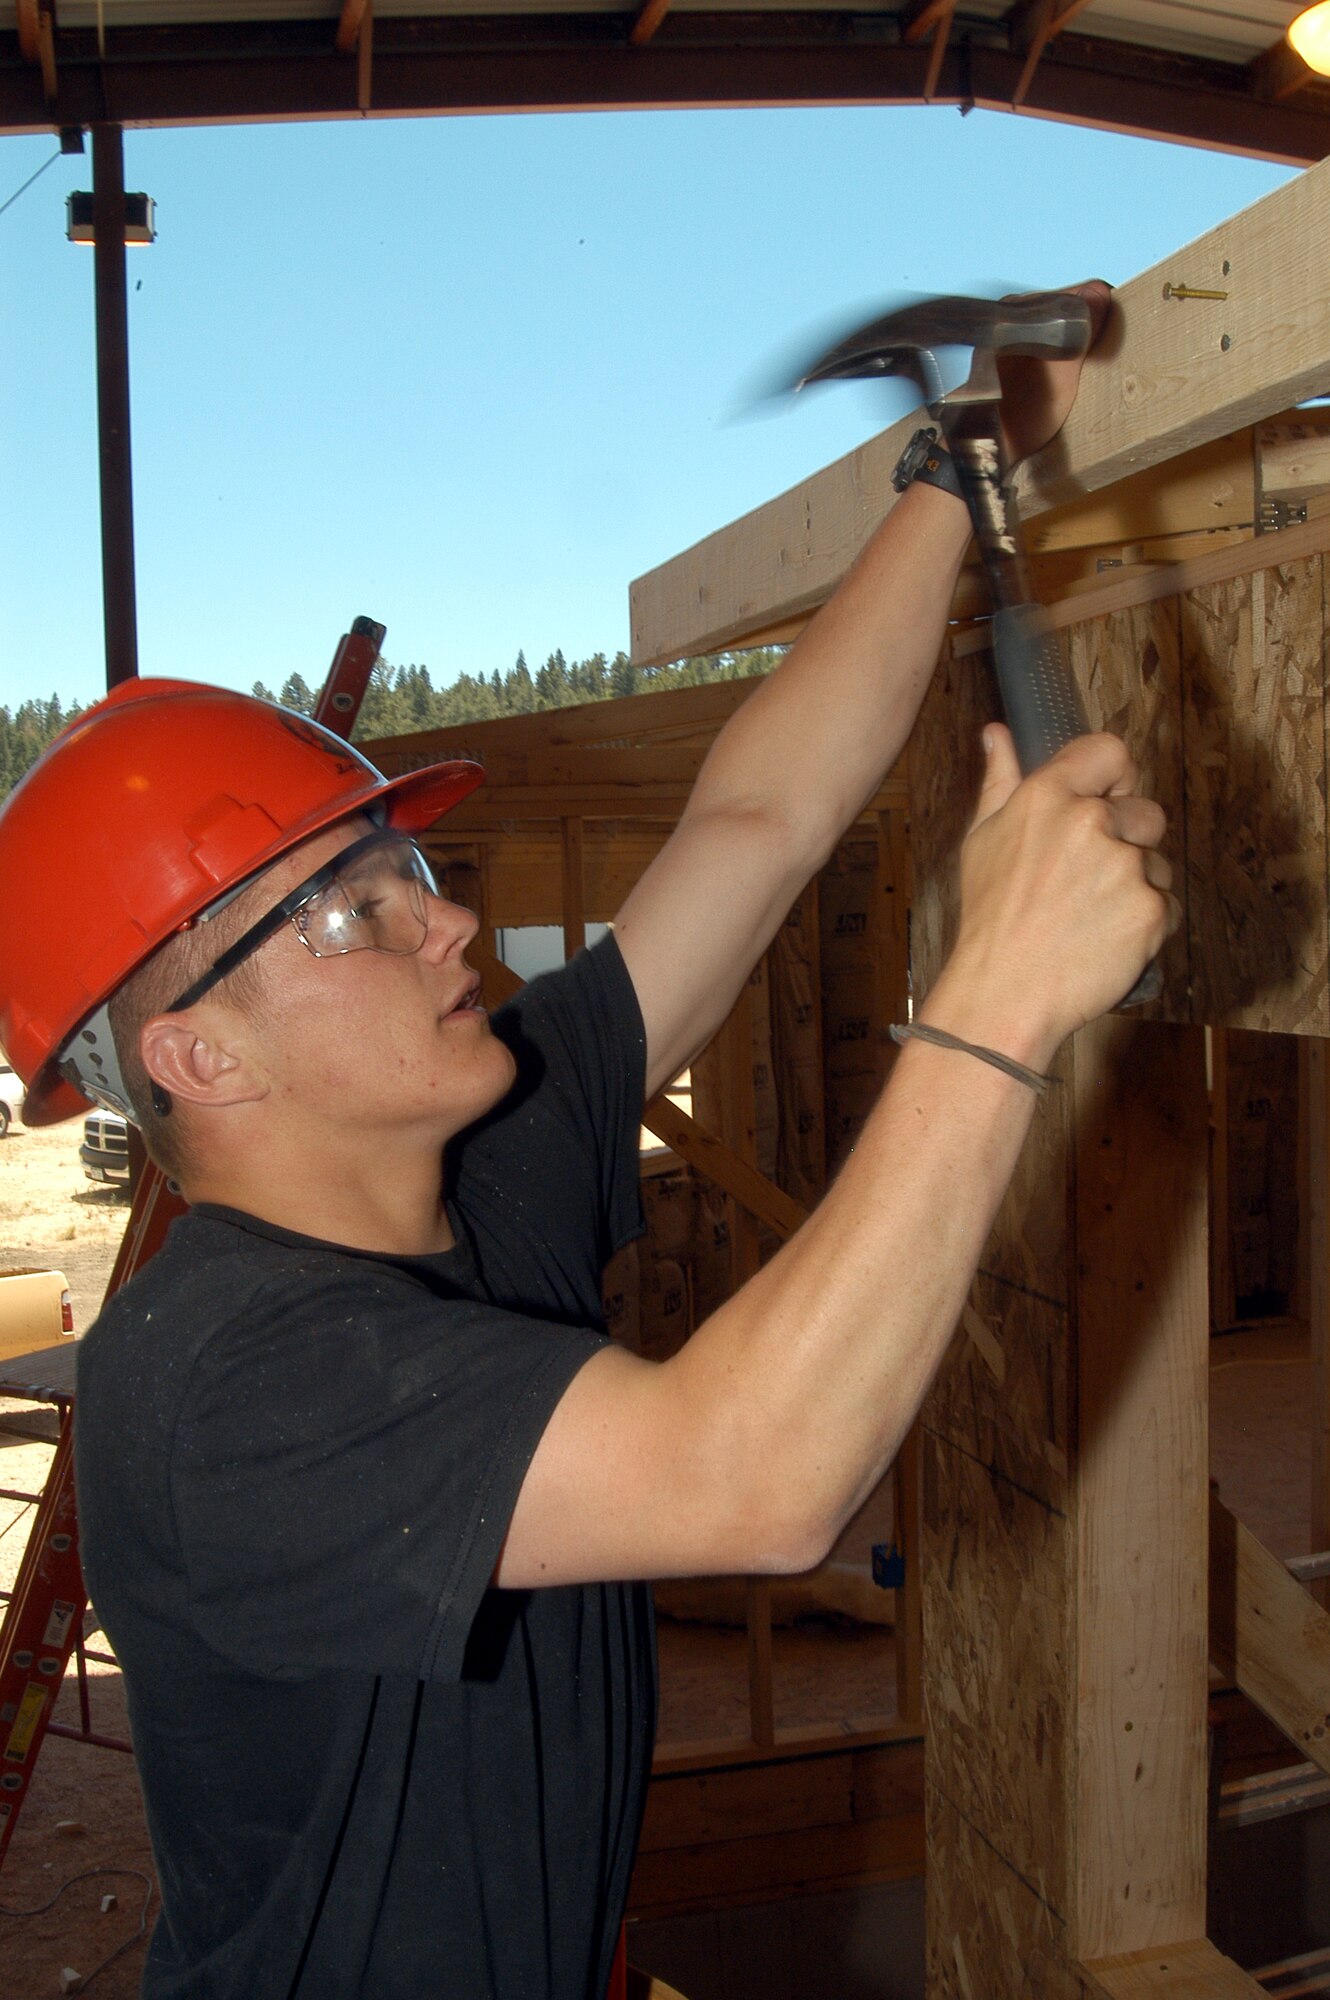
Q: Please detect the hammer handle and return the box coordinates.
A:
[990,603,1162,1009]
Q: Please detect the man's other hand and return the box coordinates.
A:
[998,279,1113,469]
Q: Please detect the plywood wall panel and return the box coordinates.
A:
[922,1428,1072,1920]
[907,648,1000,1000]
[926,1788,1087,2000]
[1067,600,1190,1022]
[1181,560,1329,1034]
[927,1273,1071,1516]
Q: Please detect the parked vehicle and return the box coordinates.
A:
[81,1109,130,1186]
[0,1268,74,1364]
[0,1061,23,1138]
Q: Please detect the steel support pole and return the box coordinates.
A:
[91,123,139,690]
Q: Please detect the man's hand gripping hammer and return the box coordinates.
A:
[793,289,1161,1007]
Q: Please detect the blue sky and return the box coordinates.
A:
[0,107,1295,713]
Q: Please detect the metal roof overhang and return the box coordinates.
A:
[1,8,1329,164]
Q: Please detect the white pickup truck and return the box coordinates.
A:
[0,1268,75,1365]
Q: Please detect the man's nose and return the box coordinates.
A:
[420,888,479,958]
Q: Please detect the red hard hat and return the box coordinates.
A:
[0,678,485,1125]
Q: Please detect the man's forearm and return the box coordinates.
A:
[666,968,1046,1572]
[687,479,971,860]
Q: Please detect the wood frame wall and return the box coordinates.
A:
[601,153,1330,1988]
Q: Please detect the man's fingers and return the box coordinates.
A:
[970,723,1022,830]
[1042,730,1138,802]
[1110,793,1167,852]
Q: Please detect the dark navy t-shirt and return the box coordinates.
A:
[75,936,655,2000]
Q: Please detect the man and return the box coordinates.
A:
[0,284,1172,1999]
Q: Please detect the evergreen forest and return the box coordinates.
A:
[0,647,782,804]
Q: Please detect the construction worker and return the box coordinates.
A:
[0,282,1172,2000]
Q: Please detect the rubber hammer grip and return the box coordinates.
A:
[989,603,1162,1009]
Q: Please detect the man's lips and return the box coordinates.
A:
[441,977,484,1020]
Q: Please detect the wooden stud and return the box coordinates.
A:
[1082,1939,1268,1998]
[560,815,586,961]
[1209,1492,1330,1778]
[1209,1029,1236,1330]
[1309,1038,1330,1613]
[892,1422,923,1730]
[1071,1016,1210,1959]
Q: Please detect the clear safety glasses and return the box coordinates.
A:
[168,829,441,1013]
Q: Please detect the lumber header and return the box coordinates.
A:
[630,154,1330,667]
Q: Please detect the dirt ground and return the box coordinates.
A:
[0,1120,150,1998]
[0,1120,128,1335]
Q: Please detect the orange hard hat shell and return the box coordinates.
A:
[0,679,485,1125]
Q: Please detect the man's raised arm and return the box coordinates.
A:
[614,283,1112,1101]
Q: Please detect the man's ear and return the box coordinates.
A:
[139,1010,270,1112]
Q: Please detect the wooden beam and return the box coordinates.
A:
[335,0,371,55]
[1210,1493,1330,1778]
[1304,1040,1330,1612]
[630,155,1330,665]
[560,816,586,960]
[629,0,674,48]
[1249,34,1315,103]
[900,0,955,42]
[1010,0,1098,107]
[1082,1940,1268,1999]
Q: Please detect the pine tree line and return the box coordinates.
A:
[251,646,783,741]
[0,695,83,803]
[0,648,784,803]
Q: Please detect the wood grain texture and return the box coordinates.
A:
[1081,1939,1267,1998]
[1066,599,1189,1022]
[905,643,999,1002]
[1208,1492,1330,1778]
[926,1788,1086,2000]
[1181,559,1329,1033]
[1071,1016,1210,1958]
[922,1428,1072,1919]
[927,1272,1070,1515]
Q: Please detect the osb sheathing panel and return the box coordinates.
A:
[1067,600,1190,1023]
[907,647,997,997]
[925,1788,1087,2000]
[1180,559,1329,1034]
[922,1429,1072,1918]
[927,1271,1070,1516]
[918,549,1330,1038]
[979,1064,1074,1303]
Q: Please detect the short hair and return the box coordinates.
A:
[107,876,273,1182]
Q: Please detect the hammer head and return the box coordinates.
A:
[793,290,1093,409]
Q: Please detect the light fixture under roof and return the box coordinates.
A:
[1288,0,1330,74]
[66,190,156,245]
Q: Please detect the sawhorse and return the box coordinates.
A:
[0,1339,133,1865]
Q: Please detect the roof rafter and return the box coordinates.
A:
[334,0,374,109]
[630,0,675,49]
[1,20,1328,164]
[1249,33,1315,102]
[1007,0,1099,107]
[14,0,57,104]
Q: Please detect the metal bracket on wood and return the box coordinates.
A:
[1257,496,1309,532]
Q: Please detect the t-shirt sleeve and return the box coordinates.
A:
[487,933,647,1264]
[170,1264,605,1683]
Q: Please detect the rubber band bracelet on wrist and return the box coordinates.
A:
[889,1022,1056,1097]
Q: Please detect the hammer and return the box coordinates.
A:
[793,289,1161,1006]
